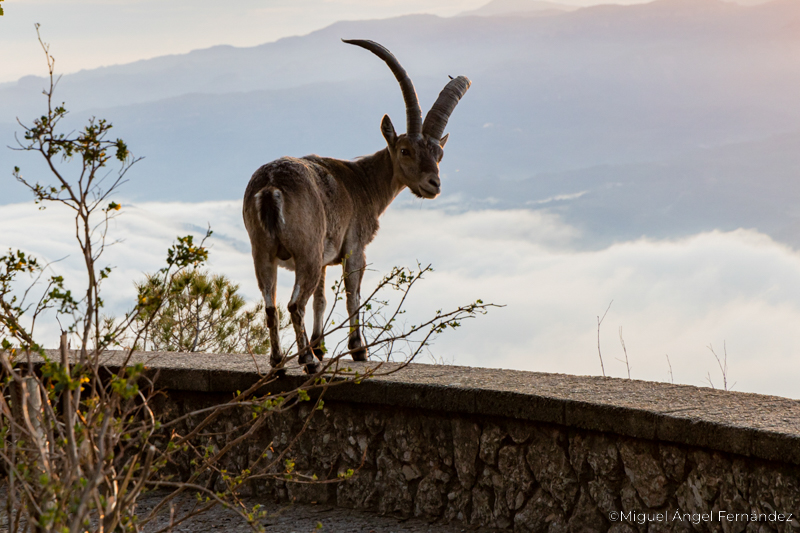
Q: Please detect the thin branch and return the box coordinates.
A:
[617,325,631,379]
[665,354,674,384]
[707,341,736,391]
[596,300,612,377]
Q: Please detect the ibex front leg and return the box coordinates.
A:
[343,251,368,361]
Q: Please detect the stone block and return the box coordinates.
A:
[470,485,494,527]
[479,423,506,465]
[414,472,445,518]
[375,449,413,515]
[452,418,481,488]
[498,445,535,511]
[527,427,579,514]
[618,438,668,508]
[567,487,606,532]
[513,488,565,533]
[337,470,377,508]
[659,443,687,483]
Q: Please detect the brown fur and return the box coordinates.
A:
[242,42,469,373]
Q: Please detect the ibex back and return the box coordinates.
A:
[243,39,470,373]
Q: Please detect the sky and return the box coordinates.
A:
[3,199,800,399]
[3,0,799,401]
[2,0,657,83]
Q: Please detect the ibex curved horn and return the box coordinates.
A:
[342,39,423,137]
[422,76,471,142]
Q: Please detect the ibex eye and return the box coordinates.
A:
[400,148,410,157]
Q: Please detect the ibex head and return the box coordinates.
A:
[343,39,471,199]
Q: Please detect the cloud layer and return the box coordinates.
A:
[2,200,799,399]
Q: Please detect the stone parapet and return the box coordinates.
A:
[50,351,800,531]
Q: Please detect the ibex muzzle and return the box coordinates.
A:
[243,39,470,373]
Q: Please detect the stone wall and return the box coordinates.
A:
[109,352,800,532]
[161,391,800,533]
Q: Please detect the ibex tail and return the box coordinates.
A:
[254,187,286,234]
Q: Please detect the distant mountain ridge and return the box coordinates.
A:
[3,0,800,249]
[457,0,579,17]
[2,0,798,121]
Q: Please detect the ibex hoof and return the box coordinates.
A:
[303,361,321,375]
[352,347,368,362]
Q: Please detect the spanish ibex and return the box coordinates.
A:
[243,39,470,373]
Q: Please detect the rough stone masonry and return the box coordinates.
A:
[98,352,800,532]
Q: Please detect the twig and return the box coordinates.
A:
[707,341,736,391]
[617,326,631,379]
[596,300,612,377]
[665,354,674,384]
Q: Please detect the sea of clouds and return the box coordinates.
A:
[2,199,800,399]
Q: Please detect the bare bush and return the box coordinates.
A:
[705,341,736,391]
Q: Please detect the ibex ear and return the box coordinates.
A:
[381,115,397,148]
[439,133,449,148]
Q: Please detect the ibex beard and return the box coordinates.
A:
[243,39,470,374]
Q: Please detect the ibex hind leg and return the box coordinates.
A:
[265,305,285,376]
[288,263,322,374]
[310,267,326,361]
[255,255,285,374]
